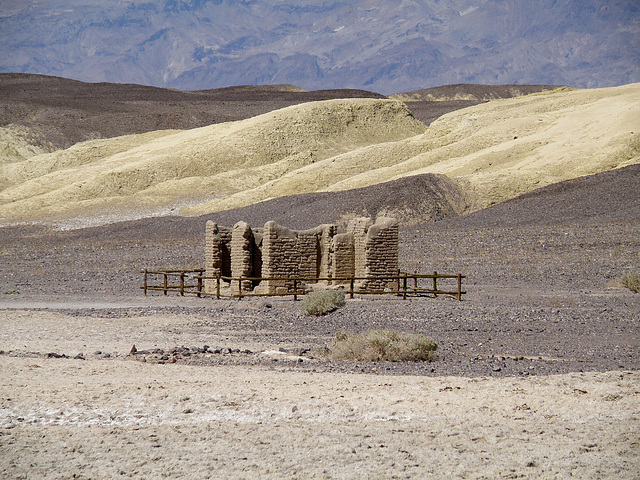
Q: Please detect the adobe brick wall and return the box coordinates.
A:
[361,217,399,290]
[332,232,354,283]
[204,216,398,295]
[231,221,256,292]
[204,221,232,294]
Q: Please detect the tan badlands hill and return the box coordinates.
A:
[1,83,639,226]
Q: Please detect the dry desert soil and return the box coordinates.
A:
[1,77,639,479]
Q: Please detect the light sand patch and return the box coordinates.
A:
[0,308,638,478]
[0,356,637,478]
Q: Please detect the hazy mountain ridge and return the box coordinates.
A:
[1,0,638,94]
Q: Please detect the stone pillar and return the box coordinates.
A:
[260,221,300,294]
[349,217,373,286]
[205,221,232,293]
[318,224,336,283]
[361,217,399,291]
[297,229,319,282]
[331,232,354,284]
[231,221,255,292]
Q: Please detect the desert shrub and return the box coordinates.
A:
[621,272,640,293]
[328,329,438,362]
[300,289,346,316]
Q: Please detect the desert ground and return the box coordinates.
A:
[1,76,639,478]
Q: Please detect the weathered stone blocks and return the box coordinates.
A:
[204,217,398,295]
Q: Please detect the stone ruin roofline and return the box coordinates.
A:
[204,216,399,295]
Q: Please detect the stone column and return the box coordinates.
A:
[362,217,399,291]
[231,221,255,293]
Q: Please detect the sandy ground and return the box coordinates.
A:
[0,308,638,480]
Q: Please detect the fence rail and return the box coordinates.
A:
[141,269,466,301]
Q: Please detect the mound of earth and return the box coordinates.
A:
[1,77,639,230]
[0,98,426,225]
[0,73,385,155]
[436,163,640,228]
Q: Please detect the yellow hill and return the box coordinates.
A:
[1,84,639,226]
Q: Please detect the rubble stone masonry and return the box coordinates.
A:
[204,217,398,295]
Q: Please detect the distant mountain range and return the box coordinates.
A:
[1,0,639,93]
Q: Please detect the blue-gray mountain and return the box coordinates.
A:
[1,0,638,94]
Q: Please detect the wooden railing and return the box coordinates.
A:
[141,269,466,301]
[141,269,206,297]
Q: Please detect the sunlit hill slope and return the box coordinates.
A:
[1,83,639,226]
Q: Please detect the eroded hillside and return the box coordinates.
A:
[1,83,639,226]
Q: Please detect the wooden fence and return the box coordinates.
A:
[141,269,466,301]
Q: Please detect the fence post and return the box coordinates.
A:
[402,275,407,300]
[433,271,438,298]
[397,269,401,295]
[163,273,168,296]
[197,273,202,298]
[216,275,220,300]
[293,279,298,301]
[143,269,147,296]
[349,277,354,299]
[238,276,243,300]
[414,270,417,292]
[457,274,462,301]
[179,272,185,296]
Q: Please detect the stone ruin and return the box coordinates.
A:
[205,217,399,295]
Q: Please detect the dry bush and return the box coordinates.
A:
[327,330,438,362]
[300,289,346,316]
[621,272,640,293]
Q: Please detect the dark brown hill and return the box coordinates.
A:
[431,164,640,229]
[0,73,385,150]
[1,74,544,152]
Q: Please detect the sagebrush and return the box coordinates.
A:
[621,272,640,293]
[327,329,438,362]
[300,289,346,316]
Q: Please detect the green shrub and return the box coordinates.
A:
[300,289,346,316]
[328,329,438,362]
[621,272,640,293]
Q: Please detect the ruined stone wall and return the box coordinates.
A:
[349,217,373,280]
[230,221,256,292]
[361,217,399,290]
[204,221,232,294]
[260,221,300,294]
[318,224,336,282]
[332,233,355,283]
[297,229,320,281]
[204,217,398,295]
